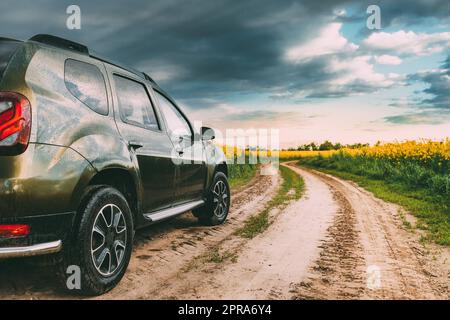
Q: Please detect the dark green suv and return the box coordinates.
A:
[0,35,230,295]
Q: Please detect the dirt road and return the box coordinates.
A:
[285,163,449,299]
[0,162,448,299]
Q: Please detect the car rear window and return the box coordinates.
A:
[0,39,22,80]
[64,59,109,115]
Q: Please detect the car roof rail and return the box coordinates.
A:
[0,37,22,42]
[143,72,157,84]
[28,34,89,55]
[27,34,157,85]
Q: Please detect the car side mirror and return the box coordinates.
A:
[201,127,215,140]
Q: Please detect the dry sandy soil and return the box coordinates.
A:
[0,162,448,299]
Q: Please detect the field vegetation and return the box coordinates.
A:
[298,140,450,245]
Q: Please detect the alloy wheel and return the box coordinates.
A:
[212,180,229,219]
[90,204,127,276]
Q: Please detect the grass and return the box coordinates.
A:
[182,247,238,272]
[204,247,238,264]
[235,165,305,239]
[228,162,258,189]
[398,209,413,230]
[299,155,450,245]
[227,153,259,189]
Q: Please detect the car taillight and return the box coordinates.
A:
[0,92,31,155]
[0,224,30,238]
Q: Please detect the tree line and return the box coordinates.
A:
[282,141,370,151]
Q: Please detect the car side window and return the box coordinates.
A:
[154,91,192,139]
[113,75,159,130]
[64,59,109,115]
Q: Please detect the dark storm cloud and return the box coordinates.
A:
[384,111,450,125]
[0,0,448,114]
[443,55,450,69]
[368,0,450,26]
[384,55,450,124]
[0,0,349,104]
[340,0,450,37]
[224,110,297,122]
[102,0,349,103]
[407,56,450,109]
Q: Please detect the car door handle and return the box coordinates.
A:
[128,141,144,150]
[176,148,184,156]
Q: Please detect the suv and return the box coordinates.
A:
[0,35,230,295]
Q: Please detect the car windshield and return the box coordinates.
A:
[0,39,22,81]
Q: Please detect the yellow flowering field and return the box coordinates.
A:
[343,139,450,167]
[222,140,449,170]
[221,146,337,161]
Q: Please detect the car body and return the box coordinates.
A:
[0,34,230,294]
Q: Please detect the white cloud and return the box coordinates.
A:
[374,54,402,65]
[328,55,398,88]
[285,23,358,62]
[284,24,405,96]
[362,30,450,56]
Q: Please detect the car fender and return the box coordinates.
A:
[204,142,228,191]
[68,134,142,214]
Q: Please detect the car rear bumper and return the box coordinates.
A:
[0,240,62,259]
[0,211,74,258]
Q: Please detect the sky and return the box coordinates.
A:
[1,0,449,147]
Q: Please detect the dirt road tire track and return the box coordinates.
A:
[287,162,449,299]
[170,164,338,299]
[101,170,280,300]
[148,162,449,300]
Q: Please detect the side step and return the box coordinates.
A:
[144,200,205,223]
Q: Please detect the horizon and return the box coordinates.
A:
[219,137,450,151]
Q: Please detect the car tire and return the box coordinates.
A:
[57,186,134,296]
[193,172,230,226]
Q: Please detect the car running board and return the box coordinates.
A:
[143,199,205,223]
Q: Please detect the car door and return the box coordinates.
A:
[153,90,207,204]
[110,71,176,213]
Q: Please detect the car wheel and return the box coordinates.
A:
[58,186,134,296]
[193,172,230,225]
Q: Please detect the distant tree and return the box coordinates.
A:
[296,144,313,151]
[333,142,343,150]
[287,141,369,151]
[319,140,334,151]
[346,143,370,149]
